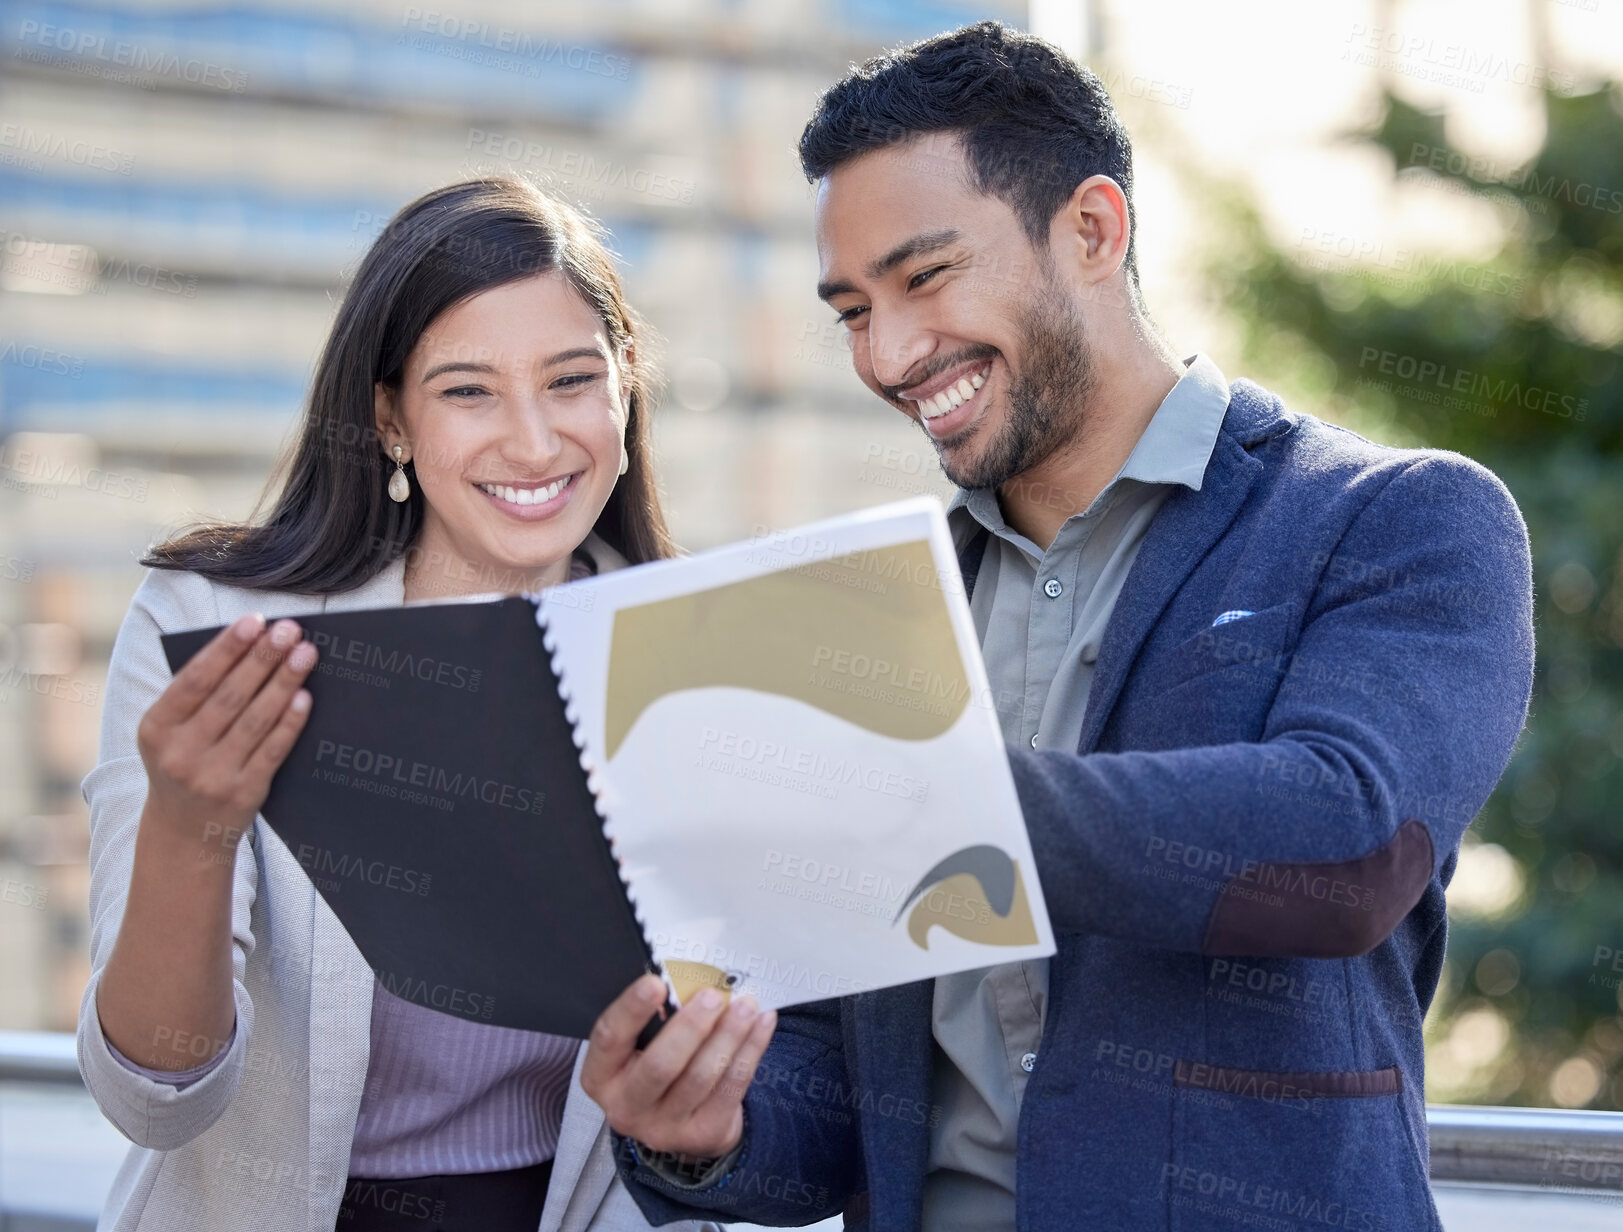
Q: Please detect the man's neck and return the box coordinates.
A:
[997,336,1184,551]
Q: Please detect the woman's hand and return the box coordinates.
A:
[136,613,318,859]
[98,613,318,1071]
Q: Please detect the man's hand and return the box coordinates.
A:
[581,974,777,1159]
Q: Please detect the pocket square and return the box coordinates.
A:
[1211,609,1255,627]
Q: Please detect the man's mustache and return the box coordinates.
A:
[879,345,1000,402]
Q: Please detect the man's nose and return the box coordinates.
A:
[866,310,935,393]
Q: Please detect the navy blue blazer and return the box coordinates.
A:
[618,380,1535,1231]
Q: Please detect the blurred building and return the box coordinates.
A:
[0,0,1027,1029]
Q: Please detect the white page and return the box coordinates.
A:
[539,497,1056,1011]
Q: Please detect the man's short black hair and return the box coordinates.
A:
[799,20,1138,289]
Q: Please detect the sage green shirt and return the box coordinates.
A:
[921,354,1230,1231]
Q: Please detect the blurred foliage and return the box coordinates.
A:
[1203,83,1623,1109]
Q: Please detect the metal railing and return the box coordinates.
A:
[1428,1103,1623,1191]
[4,1030,1623,1193]
[0,1032,81,1087]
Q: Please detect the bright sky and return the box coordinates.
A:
[1032,0,1623,348]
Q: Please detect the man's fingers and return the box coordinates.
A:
[582,975,669,1096]
[150,613,264,727]
[675,1006,775,1149]
[690,1009,776,1128]
[651,1008,776,1157]
[191,619,301,743]
[615,988,732,1112]
[658,996,764,1119]
[222,640,318,765]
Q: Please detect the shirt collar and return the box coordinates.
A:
[947,353,1230,541]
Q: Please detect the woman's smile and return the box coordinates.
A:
[475,471,581,520]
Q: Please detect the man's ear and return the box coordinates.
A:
[1051,173,1130,290]
[373,382,407,458]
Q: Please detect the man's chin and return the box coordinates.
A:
[923,420,982,488]
[934,435,1009,492]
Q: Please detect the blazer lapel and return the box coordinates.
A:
[538,1046,612,1232]
[849,982,935,1225]
[1075,430,1262,755]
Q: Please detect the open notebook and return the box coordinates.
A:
[162,498,1055,1039]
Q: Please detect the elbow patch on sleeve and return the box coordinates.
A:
[1201,819,1435,959]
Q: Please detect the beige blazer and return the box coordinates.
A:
[77,539,712,1232]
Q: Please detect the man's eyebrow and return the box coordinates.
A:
[815,227,963,303]
[816,276,858,303]
[867,228,961,281]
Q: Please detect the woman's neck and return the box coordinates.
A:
[402,547,576,603]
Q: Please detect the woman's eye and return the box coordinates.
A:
[441,385,489,399]
[552,372,601,391]
[908,265,947,291]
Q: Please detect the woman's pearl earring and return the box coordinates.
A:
[388,444,411,503]
[618,444,630,477]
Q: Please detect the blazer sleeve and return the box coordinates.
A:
[1007,453,1535,958]
[76,567,262,1150]
[613,997,861,1227]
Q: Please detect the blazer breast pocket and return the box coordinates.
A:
[1156,601,1297,693]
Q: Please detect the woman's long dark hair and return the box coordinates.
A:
[145,177,675,591]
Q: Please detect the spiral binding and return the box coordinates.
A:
[534,600,657,955]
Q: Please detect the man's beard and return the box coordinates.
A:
[934,291,1095,492]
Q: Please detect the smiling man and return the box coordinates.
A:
[583,21,1535,1231]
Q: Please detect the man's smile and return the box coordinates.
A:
[899,360,993,439]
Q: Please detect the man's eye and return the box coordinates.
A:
[835,305,868,325]
[908,265,947,290]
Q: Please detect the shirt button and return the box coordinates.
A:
[1021,1052,1037,1073]
[1043,578,1063,599]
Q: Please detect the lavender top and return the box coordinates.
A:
[348,981,578,1178]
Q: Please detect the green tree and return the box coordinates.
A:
[1204,83,1623,1109]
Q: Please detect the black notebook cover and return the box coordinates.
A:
[162,597,654,1039]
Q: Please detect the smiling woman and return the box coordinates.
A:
[146,176,673,592]
[75,178,707,1232]
[373,272,642,601]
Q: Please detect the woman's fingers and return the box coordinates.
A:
[190,619,302,743]
[241,685,314,787]
[144,613,264,733]
[220,639,318,766]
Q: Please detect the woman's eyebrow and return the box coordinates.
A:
[419,347,607,384]
[421,361,497,384]
[543,346,609,367]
